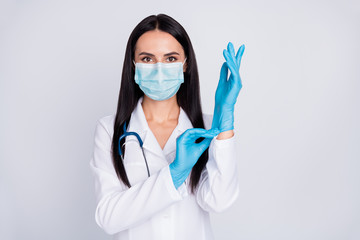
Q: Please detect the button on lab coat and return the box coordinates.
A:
[90,98,240,240]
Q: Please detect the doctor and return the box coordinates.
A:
[90,14,245,240]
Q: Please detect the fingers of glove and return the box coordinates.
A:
[196,138,213,155]
[187,128,219,140]
[218,62,228,85]
[223,49,236,68]
[236,44,245,67]
[223,49,239,75]
[224,58,239,84]
[227,42,236,60]
[180,128,219,143]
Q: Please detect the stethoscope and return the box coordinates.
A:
[118,122,150,177]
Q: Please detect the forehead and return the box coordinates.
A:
[135,30,184,55]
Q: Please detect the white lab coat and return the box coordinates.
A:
[90,97,239,240]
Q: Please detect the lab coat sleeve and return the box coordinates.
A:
[90,118,188,235]
[195,115,240,213]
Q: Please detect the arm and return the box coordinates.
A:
[211,42,244,133]
[196,42,245,212]
[195,132,239,213]
[90,119,188,235]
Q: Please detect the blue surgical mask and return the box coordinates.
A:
[134,60,186,101]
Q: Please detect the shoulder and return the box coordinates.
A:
[202,113,213,130]
[95,114,116,136]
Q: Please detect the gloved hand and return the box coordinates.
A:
[169,128,220,189]
[212,42,245,132]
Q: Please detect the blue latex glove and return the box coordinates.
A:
[169,128,220,189]
[212,42,245,132]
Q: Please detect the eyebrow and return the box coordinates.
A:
[138,51,180,56]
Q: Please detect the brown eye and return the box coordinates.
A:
[141,57,152,63]
[167,56,177,62]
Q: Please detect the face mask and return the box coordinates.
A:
[134,59,186,101]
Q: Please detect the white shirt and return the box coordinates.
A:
[90,98,239,240]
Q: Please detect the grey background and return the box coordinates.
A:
[1,0,359,239]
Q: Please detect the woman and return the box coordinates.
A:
[90,13,245,240]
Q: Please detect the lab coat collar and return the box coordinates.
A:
[127,97,150,135]
[127,97,194,158]
[176,108,193,132]
[127,97,193,134]
[162,105,194,156]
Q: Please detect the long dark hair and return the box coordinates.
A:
[111,14,207,193]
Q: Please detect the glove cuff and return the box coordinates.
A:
[213,104,235,132]
[169,164,191,189]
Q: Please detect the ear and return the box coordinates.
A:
[183,61,187,72]
[132,59,136,71]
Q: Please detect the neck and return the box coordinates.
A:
[142,95,180,123]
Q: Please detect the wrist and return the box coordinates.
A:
[218,110,234,132]
[169,164,191,189]
[216,130,234,140]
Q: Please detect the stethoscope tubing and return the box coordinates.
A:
[118,122,150,177]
